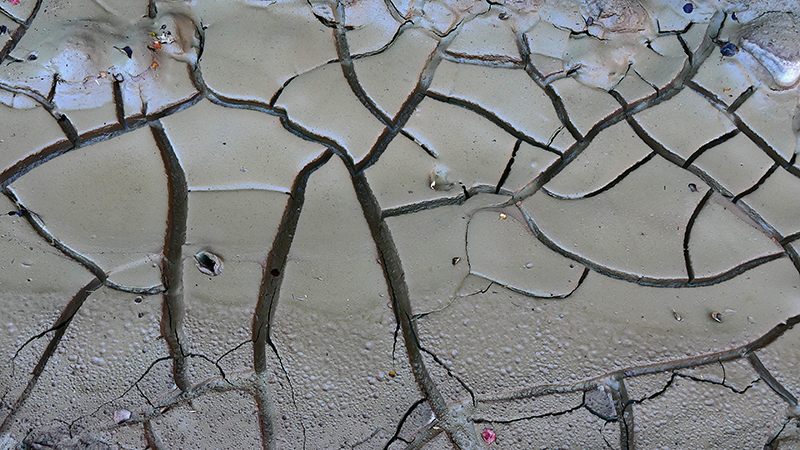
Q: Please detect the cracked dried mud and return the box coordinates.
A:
[1,0,800,448]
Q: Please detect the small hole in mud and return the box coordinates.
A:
[270,268,280,276]
[27,52,38,61]
[195,251,223,276]
[134,296,143,303]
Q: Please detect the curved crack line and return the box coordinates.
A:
[467,264,589,300]
[474,312,800,407]
[251,149,333,449]
[0,277,103,435]
[190,62,280,117]
[350,20,413,61]
[623,110,687,167]
[104,355,172,407]
[151,121,191,392]
[275,107,357,171]
[622,369,759,411]
[3,188,107,280]
[471,397,584,424]
[541,151,657,200]
[763,416,799,450]
[79,336,248,431]
[69,349,239,431]
[381,186,505,220]
[408,314,476,406]
[732,163,780,204]
[687,79,794,168]
[351,172,480,449]
[747,352,798,407]
[354,28,458,173]
[681,128,740,168]
[3,188,166,295]
[0,92,201,189]
[252,149,335,370]
[334,3,392,127]
[516,201,787,288]
[517,33,583,142]
[424,91,560,156]
[383,397,428,450]
[683,188,714,282]
[103,371,256,430]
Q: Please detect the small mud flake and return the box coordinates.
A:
[481,428,496,444]
[113,409,131,424]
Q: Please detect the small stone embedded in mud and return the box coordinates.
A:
[429,165,454,191]
[584,386,617,419]
[683,3,693,13]
[113,409,131,424]
[720,43,739,57]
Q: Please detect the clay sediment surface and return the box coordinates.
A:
[1,0,799,448]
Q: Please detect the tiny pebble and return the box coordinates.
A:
[113,409,131,424]
[720,43,739,57]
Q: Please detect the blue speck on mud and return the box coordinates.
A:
[721,43,739,57]
[683,3,693,13]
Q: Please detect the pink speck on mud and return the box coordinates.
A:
[10,0,20,5]
[481,428,496,444]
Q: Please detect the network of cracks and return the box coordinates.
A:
[0,0,799,448]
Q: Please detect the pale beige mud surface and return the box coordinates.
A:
[1,0,799,449]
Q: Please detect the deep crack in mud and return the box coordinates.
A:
[1,0,800,448]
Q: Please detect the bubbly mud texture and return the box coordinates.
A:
[1,0,800,449]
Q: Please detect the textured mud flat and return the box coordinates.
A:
[0,0,799,448]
